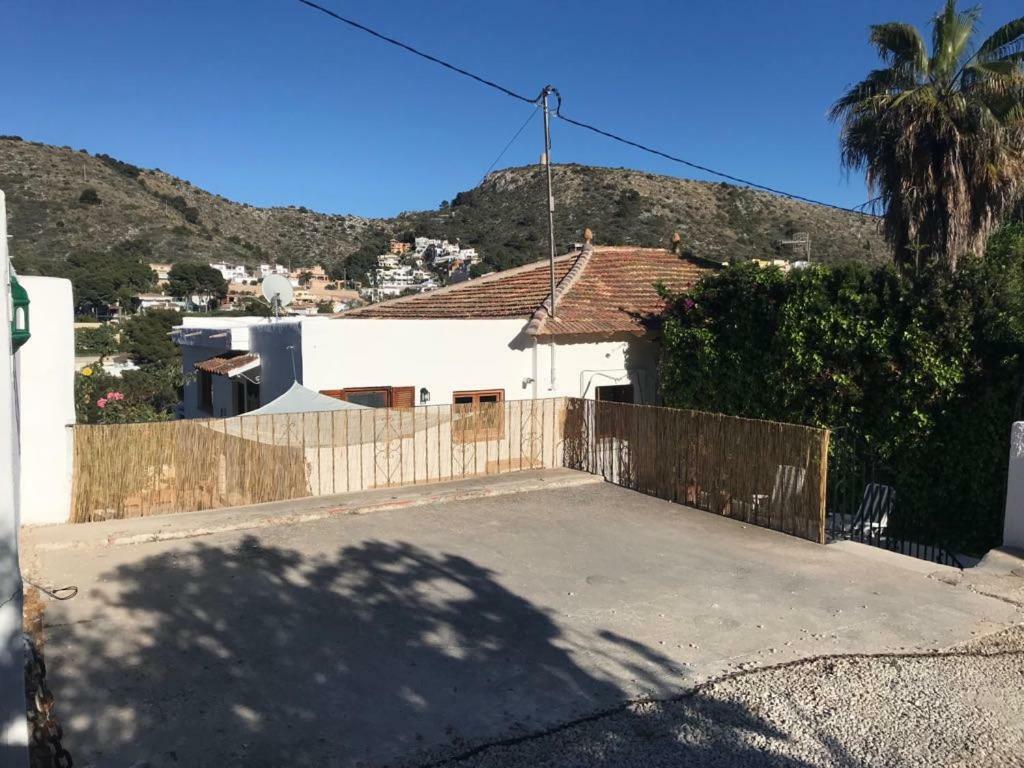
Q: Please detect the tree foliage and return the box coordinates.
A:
[659,223,1024,553]
[56,241,155,314]
[120,309,181,366]
[831,1,1024,270]
[74,324,120,357]
[167,262,227,308]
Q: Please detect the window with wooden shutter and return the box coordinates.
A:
[319,386,414,408]
[452,389,504,442]
[391,386,415,409]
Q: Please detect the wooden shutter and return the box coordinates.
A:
[391,386,415,409]
[320,389,345,401]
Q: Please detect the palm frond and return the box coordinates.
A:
[829,67,919,121]
[968,59,1019,78]
[931,1,981,79]
[869,22,929,74]
[976,17,1024,59]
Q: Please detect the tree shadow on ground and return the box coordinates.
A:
[43,535,853,767]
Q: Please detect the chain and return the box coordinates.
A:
[25,639,72,768]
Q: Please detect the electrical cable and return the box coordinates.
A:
[295,0,876,216]
[481,105,540,181]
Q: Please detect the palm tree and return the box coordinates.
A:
[831,1,1024,271]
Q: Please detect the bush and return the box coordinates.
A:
[75,325,119,356]
[659,226,1024,554]
[78,188,101,205]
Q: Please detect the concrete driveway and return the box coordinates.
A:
[22,471,1021,767]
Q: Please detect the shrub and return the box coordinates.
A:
[659,225,1024,554]
[78,187,101,205]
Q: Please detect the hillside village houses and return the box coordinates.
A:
[363,237,480,301]
[173,232,712,419]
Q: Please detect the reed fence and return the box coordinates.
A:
[562,399,831,543]
[71,398,567,523]
[70,397,829,542]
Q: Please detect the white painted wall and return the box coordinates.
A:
[292,317,659,406]
[0,191,29,760]
[177,315,662,418]
[1004,421,1024,550]
[16,277,75,525]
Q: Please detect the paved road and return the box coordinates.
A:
[23,475,1022,767]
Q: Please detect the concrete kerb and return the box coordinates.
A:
[23,468,602,552]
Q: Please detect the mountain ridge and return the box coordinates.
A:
[0,136,887,277]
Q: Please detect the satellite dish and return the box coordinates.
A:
[261,274,294,316]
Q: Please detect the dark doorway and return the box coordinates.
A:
[595,384,634,403]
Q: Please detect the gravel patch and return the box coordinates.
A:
[425,625,1024,768]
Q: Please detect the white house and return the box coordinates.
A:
[175,241,711,418]
[258,263,290,279]
[137,293,186,312]
[173,316,302,419]
[209,261,251,284]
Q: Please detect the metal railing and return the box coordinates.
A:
[825,433,963,568]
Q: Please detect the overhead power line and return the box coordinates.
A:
[295,0,875,217]
[481,105,540,181]
[296,0,536,104]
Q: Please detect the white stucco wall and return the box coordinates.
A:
[1004,421,1024,550]
[177,315,662,418]
[291,317,659,405]
[0,191,30,758]
[15,277,75,525]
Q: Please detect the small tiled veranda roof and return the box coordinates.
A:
[340,243,713,336]
[194,351,260,377]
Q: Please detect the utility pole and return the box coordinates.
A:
[540,86,558,318]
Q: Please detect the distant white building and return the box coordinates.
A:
[259,263,290,279]
[209,261,251,284]
[363,264,437,300]
[137,294,186,312]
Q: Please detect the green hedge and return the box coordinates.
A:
[659,224,1024,554]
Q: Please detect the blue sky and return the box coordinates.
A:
[6,0,1019,218]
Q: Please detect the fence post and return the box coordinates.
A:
[816,429,831,544]
[1004,422,1024,550]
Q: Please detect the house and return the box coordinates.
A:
[209,262,252,284]
[173,316,302,419]
[174,235,712,419]
[258,263,290,279]
[137,294,186,312]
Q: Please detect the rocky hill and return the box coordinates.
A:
[0,137,373,273]
[399,164,886,270]
[0,136,887,276]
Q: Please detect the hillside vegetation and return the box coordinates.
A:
[0,137,372,273]
[1,137,887,277]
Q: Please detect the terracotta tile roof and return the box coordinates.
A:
[529,246,710,336]
[342,255,577,319]
[339,245,714,336]
[194,351,260,377]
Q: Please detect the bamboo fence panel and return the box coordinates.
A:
[560,399,830,543]
[71,398,568,523]
[71,397,826,542]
